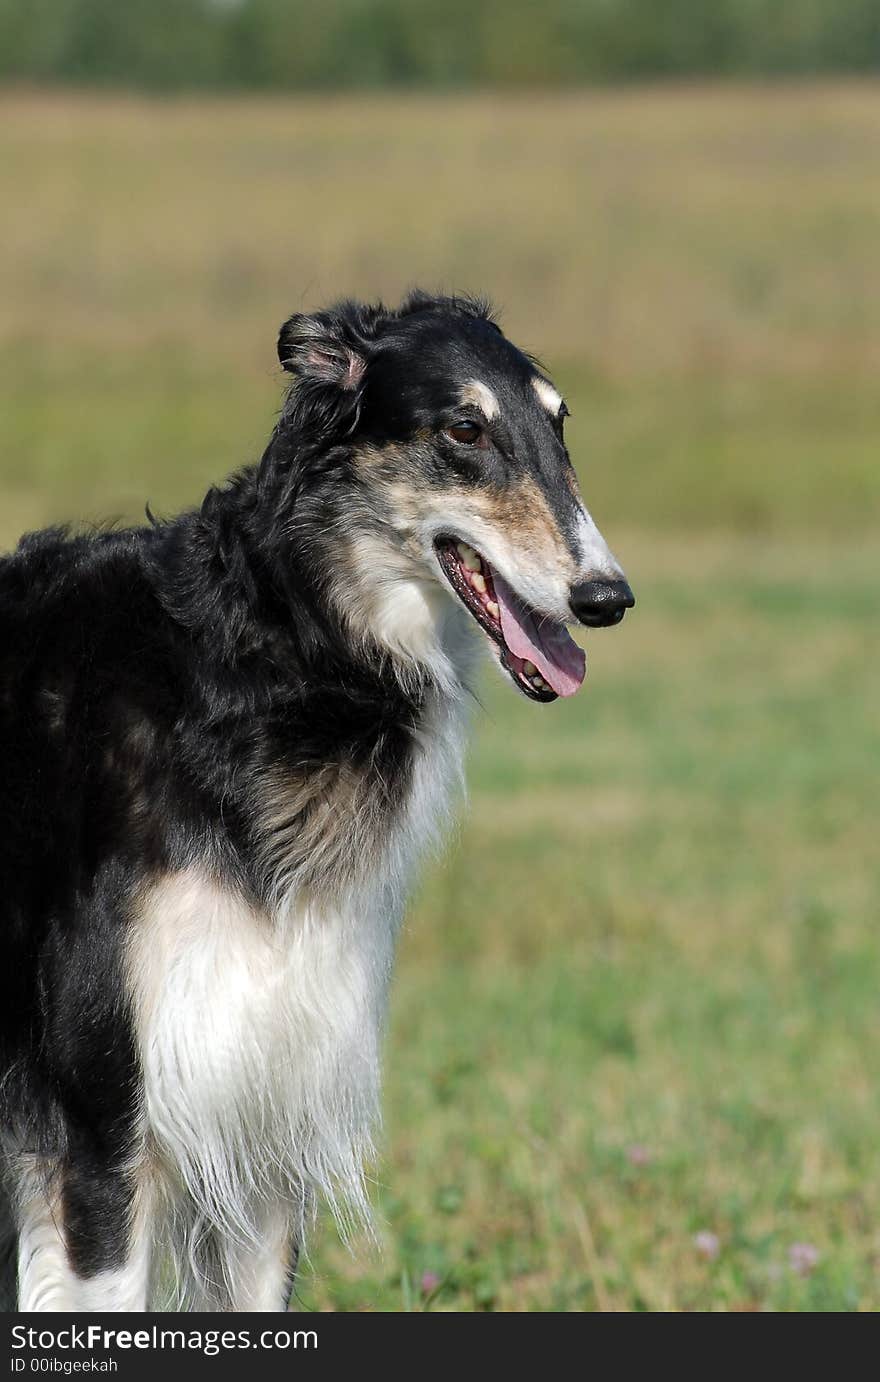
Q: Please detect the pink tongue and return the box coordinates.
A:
[492,572,586,697]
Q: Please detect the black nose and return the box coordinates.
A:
[569,578,635,628]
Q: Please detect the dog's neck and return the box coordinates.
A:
[155,460,478,704]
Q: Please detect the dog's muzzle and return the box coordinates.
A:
[569,578,635,628]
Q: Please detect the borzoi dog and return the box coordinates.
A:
[0,291,633,1311]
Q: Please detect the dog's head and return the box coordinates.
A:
[274,292,633,701]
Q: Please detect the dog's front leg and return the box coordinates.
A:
[225,1212,299,1313]
[14,1160,151,1312]
[172,1198,299,1312]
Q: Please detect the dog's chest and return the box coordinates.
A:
[127,694,466,1221]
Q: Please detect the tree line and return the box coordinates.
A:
[1,0,877,90]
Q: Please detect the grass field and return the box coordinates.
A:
[1,84,878,1311]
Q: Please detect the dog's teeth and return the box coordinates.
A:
[523,660,537,676]
[456,542,481,572]
[471,572,487,594]
[486,600,499,619]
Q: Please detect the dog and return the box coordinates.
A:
[0,291,633,1312]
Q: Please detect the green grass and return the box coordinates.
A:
[0,85,877,1310]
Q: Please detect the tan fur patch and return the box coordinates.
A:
[254,754,404,903]
[459,380,500,420]
[375,472,575,577]
[350,443,572,576]
[472,475,575,575]
[345,438,586,655]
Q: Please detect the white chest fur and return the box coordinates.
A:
[126,691,467,1243]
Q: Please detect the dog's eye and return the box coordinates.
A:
[444,422,483,446]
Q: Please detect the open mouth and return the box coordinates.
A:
[434,538,586,703]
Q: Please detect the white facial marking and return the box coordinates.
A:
[460,380,500,421]
[532,376,563,416]
[575,508,624,581]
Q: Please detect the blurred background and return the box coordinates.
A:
[1,0,878,1312]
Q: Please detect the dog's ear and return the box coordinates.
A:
[277,301,381,441]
